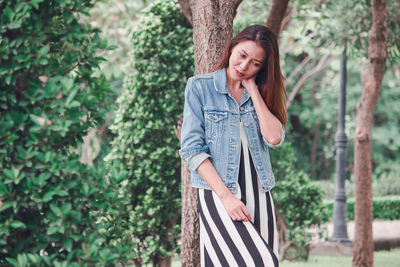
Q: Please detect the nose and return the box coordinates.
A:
[240,60,250,71]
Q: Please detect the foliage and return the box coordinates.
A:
[274,171,329,246]
[300,0,400,59]
[233,0,271,35]
[270,143,329,253]
[279,248,400,267]
[0,0,135,265]
[236,0,400,183]
[87,0,155,91]
[104,0,193,264]
[314,162,400,201]
[324,195,400,221]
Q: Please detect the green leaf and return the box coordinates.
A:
[3,169,14,180]
[26,254,39,264]
[0,181,8,194]
[0,201,13,211]
[82,183,89,195]
[63,238,72,251]
[61,203,71,214]
[65,87,78,106]
[42,192,53,202]
[50,204,62,216]
[38,58,48,65]
[17,254,28,267]
[31,0,44,9]
[38,46,50,57]
[5,257,18,266]
[8,21,22,30]
[55,190,68,197]
[10,220,27,229]
[3,6,14,22]
[15,54,30,62]
[47,226,59,235]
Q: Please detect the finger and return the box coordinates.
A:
[230,212,238,221]
[233,210,243,221]
[242,206,253,222]
[236,209,248,222]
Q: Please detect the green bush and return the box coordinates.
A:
[104,0,193,264]
[0,0,133,265]
[324,196,400,221]
[312,167,400,201]
[273,171,330,243]
[271,142,329,260]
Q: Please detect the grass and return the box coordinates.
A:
[167,248,400,267]
[281,248,400,267]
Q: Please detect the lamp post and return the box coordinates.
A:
[332,41,350,243]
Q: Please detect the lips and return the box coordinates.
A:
[234,68,243,77]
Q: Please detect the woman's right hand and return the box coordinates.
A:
[196,159,253,222]
[220,192,253,222]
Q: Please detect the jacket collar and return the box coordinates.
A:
[213,68,250,105]
[213,68,229,94]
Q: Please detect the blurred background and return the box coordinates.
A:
[1,0,399,266]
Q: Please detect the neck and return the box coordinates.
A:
[225,68,242,91]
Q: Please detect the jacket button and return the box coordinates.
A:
[250,145,255,149]
[240,107,244,111]
[257,166,261,170]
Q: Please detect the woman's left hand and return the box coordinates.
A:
[241,76,258,95]
[242,76,283,146]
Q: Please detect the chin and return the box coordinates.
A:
[229,68,243,81]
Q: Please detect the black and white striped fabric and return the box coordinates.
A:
[198,122,279,267]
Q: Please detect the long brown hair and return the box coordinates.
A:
[212,25,287,125]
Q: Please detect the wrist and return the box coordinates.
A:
[247,86,260,97]
[217,187,232,201]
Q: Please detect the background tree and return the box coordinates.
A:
[353,0,388,266]
[176,1,242,265]
[265,0,290,38]
[104,1,193,265]
[79,0,155,167]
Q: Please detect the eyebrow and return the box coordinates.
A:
[240,49,264,63]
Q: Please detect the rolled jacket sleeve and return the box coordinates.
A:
[179,78,211,171]
[262,124,285,149]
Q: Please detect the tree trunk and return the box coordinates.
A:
[265,0,290,39]
[352,1,387,267]
[189,0,239,74]
[179,1,240,266]
[178,0,193,25]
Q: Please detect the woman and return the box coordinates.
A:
[179,25,287,267]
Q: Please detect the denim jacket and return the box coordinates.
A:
[179,68,285,193]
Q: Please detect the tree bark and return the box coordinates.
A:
[178,0,193,26]
[352,1,387,267]
[190,0,238,74]
[178,1,240,266]
[265,0,290,39]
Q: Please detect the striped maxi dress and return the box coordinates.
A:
[198,122,279,267]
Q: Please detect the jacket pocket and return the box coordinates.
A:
[204,110,228,145]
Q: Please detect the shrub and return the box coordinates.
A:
[270,142,329,260]
[0,0,131,265]
[274,171,330,243]
[324,195,400,221]
[104,0,193,264]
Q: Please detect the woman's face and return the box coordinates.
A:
[227,40,266,83]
